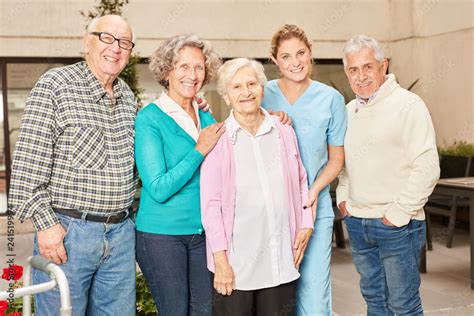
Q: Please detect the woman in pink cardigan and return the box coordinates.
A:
[200,58,314,316]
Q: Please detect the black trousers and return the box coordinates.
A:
[212,279,296,316]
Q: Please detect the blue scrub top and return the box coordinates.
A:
[262,80,347,218]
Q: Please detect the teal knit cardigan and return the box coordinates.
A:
[134,103,216,235]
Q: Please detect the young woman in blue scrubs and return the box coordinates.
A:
[261,24,347,315]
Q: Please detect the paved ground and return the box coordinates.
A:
[1,219,473,315]
[332,222,474,315]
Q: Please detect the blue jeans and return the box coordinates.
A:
[33,213,136,316]
[344,217,425,316]
[136,231,212,316]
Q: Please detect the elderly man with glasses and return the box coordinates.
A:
[9,15,137,315]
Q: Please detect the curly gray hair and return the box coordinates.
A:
[149,34,222,89]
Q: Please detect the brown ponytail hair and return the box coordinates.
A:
[270,24,312,59]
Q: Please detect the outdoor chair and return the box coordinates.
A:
[425,156,472,248]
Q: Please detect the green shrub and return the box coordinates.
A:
[136,272,157,315]
[438,141,474,157]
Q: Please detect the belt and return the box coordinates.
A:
[54,208,130,224]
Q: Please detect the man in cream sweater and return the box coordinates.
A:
[336,35,440,315]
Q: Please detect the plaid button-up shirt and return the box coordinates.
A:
[8,61,138,231]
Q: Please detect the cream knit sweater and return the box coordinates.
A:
[336,74,440,227]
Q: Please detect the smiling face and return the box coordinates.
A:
[272,37,312,83]
[223,66,264,116]
[167,46,206,104]
[84,15,132,86]
[344,47,388,100]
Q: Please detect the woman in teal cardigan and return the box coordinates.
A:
[135,34,224,316]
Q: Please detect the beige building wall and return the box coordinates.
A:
[0,0,473,145]
[389,0,474,146]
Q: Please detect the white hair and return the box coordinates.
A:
[216,58,267,96]
[86,15,136,43]
[343,34,384,68]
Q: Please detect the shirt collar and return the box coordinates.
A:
[226,108,276,144]
[355,74,396,106]
[156,91,199,116]
[356,90,378,105]
[82,61,123,102]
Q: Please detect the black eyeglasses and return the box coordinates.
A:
[90,32,135,50]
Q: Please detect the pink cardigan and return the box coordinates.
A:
[200,115,313,272]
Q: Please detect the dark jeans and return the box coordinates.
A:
[136,231,212,316]
[344,217,426,316]
[213,279,296,316]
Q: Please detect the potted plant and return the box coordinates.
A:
[438,141,474,178]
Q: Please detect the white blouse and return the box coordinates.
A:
[226,109,300,290]
[153,92,201,141]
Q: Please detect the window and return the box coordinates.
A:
[0,58,80,214]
